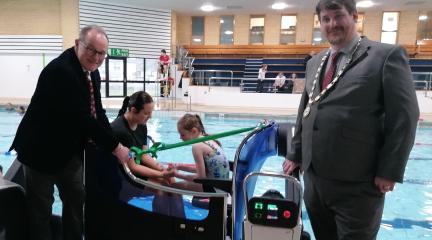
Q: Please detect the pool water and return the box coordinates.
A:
[0,109,431,240]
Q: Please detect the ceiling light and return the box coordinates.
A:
[419,15,428,21]
[224,30,233,35]
[220,19,224,23]
[201,4,215,12]
[272,2,288,10]
[356,0,374,8]
[193,38,202,42]
[313,37,322,42]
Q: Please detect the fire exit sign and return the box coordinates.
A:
[109,48,129,57]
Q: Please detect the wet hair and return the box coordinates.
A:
[177,114,221,146]
[161,49,166,54]
[117,91,153,117]
[79,25,109,43]
[315,0,357,17]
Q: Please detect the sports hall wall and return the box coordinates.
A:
[0,0,171,102]
[175,11,418,46]
[0,0,425,102]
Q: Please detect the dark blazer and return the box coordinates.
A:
[288,37,419,182]
[10,47,119,174]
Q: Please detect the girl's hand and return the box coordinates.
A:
[162,167,175,178]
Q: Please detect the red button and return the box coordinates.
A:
[283,210,291,218]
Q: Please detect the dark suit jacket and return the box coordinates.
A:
[287,37,419,182]
[10,47,119,174]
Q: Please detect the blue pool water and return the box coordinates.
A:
[0,109,431,239]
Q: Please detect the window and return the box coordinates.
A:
[417,11,432,45]
[280,15,297,44]
[312,14,326,44]
[220,15,234,45]
[192,16,204,45]
[381,12,399,44]
[250,15,265,44]
[356,13,365,35]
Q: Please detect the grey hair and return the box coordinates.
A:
[79,25,109,43]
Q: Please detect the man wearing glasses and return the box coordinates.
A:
[10,25,130,240]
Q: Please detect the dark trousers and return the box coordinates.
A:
[256,80,264,92]
[303,169,385,240]
[24,155,85,240]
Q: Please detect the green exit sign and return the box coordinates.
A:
[109,48,129,57]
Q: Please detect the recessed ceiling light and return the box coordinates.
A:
[272,2,288,10]
[356,0,374,8]
[201,4,215,12]
[224,30,233,35]
[419,15,428,21]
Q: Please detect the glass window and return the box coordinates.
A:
[280,15,297,44]
[312,14,327,44]
[127,58,144,81]
[250,15,265,45]
[381,12,399,44]
[356,13,365,35]
[416,11,432,45]
[192,16,204,45]
[220,15,234,45]
[145,58,160,98]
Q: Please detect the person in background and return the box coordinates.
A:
[111,91,174,183]
[282,0,419,239]
[5,102,15,111]
[171,114,230,192]
[159,49,171,97]
[273,72,286,92]
[283,73,296,93]
[159,49,170,76]
[256,64,267,93]
[304,50,316,65]
[17,106,26,114]
[9,25,130,240]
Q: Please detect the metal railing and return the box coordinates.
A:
[412,72,432,98]
[413,80,430,97]
[208,76,243,90]
[191,70,233,86]
[240,78,278,92]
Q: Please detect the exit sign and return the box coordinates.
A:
[109,48,129,57]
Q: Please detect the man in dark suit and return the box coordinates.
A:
[282,0,419,239]
[10,25,130,240]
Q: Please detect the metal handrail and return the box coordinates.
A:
[192,70,233,86]
[412,72,432,90]
[240,77,278,86]
[208,76,242,89]
[122,162,229,198]
[413,80,430,97]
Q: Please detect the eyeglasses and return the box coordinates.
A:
[80,41,107,58]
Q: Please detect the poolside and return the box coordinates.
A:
[0,108,431,240]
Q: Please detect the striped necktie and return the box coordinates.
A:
[322,52,341,90]
[86,71,97,118]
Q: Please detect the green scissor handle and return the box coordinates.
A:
[129,123,266,165]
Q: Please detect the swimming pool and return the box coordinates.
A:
[0,109,431,240]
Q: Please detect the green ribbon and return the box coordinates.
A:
[130,123,265,164]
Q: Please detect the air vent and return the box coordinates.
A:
[226,5,243,9]
[405,1,425,5]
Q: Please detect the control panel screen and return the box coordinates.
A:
[247,197,299,228]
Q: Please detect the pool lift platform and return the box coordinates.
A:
[0,121,308,240]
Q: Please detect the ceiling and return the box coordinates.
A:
[103,0,432,15]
